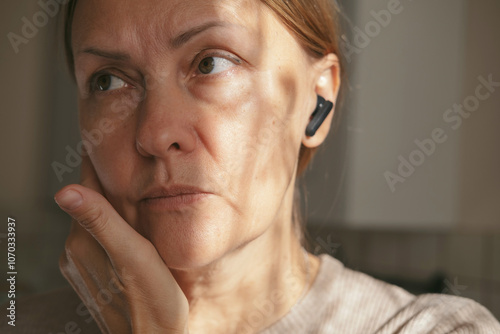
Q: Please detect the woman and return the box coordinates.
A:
[4,0,499,333]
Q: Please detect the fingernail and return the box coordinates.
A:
[55,189,83,211]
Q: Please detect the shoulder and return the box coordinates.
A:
[375,293,500,333]
[269,254,500,334]
[311,254,417,333]
[261,254,416,333]
[0,285,100,334]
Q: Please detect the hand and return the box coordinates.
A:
[55,156,189,333]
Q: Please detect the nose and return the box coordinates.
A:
[135,88,197,159]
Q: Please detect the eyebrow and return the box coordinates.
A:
[80,48,130,61]
[170,21,227,49]
[78,21,229,59]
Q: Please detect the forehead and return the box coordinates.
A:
[72,0,269,54]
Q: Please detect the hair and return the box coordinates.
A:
[62,0,345,250]
[257,0,345,248]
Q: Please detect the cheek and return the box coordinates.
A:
[79,98,139,218]
[198,70,301,222]
[88,127,135,188]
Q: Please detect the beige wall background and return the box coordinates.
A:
[1,0,499,320]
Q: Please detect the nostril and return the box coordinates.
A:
[171,142,180,150]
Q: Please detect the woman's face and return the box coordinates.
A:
[72,0,331,268]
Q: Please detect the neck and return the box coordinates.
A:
[170,210,312,333]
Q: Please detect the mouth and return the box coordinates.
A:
[141,185,213,211]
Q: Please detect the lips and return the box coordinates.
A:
[141,185,212,201]
[140,185,212,211]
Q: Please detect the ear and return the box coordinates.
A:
[302,53,341,148]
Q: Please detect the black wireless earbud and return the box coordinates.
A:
[305,95,334,137]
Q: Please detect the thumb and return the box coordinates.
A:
[54,184,147,261]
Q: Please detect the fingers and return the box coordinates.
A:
[60,221,109,280]
[54,184,149,265]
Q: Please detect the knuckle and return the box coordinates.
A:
[62,228,94,268]
[64,232,83,257]
[79,206,109,235]
[60,237,80,273]
[58,251,70,276]
[59,247,80,281]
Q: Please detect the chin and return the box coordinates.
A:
[141,214,236,270]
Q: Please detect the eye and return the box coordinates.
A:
[93,74,126,91]
[197,56,235,75]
